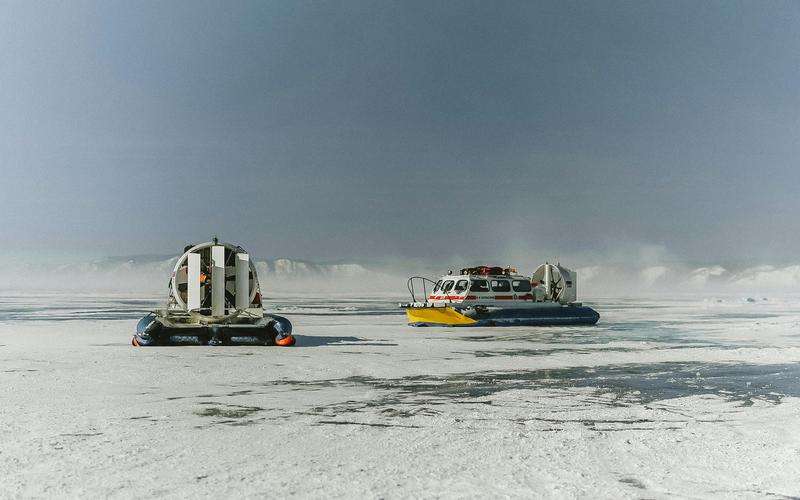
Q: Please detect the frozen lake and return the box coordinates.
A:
[1,292,800,498]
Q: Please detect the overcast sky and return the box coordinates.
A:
[2,1,798,264]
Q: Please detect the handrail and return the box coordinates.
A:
[407,276,439,303]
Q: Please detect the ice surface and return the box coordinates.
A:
[1,293,800,498]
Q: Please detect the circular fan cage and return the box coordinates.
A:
[170,241,260,312]
[531,263,567,302]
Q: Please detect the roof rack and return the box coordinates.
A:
[459,266,518,276]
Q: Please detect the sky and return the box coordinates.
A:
[2,1,799,266]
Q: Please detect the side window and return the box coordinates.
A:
[432,280,443,293]
[512,280,532,292]
[453,279,469,293]
[490,280,511,292]
[442,280,455,292]
[469,279,489,292]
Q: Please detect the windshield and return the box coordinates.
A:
[490,280,511,292]
[469,279,489,292]
[512,280,532,292]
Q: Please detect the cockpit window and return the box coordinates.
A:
[469,279,489,292]
[512,280,532,292]
[442,280,455,292]
[490,280,511,292]
[454,279,469,293]
[432,280,443,293]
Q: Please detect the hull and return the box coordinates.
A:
[132,313,295,346]
[405,305,599,327]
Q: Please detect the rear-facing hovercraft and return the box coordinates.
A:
[133,239,295,346]
[401,263,599,327]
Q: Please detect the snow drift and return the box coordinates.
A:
[2,253,800,297]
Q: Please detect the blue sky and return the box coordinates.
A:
[2,1,798,264]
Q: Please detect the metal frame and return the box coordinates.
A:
[169,241,260,311]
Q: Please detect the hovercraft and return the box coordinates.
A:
[400,263,599,327]
[133,239,296,346]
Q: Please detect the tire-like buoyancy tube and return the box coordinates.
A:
[267,315,295,346]
[132,313,160,346]
[132,313,296,346]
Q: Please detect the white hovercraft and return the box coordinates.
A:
[401,263,599,327]
[133,239,296,346]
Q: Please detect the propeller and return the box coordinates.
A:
[550,274,564,301]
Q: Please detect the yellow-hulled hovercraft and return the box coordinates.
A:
[133,239,296,346]
[400,263,599,327]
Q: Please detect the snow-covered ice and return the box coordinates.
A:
[1,292,800,498]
